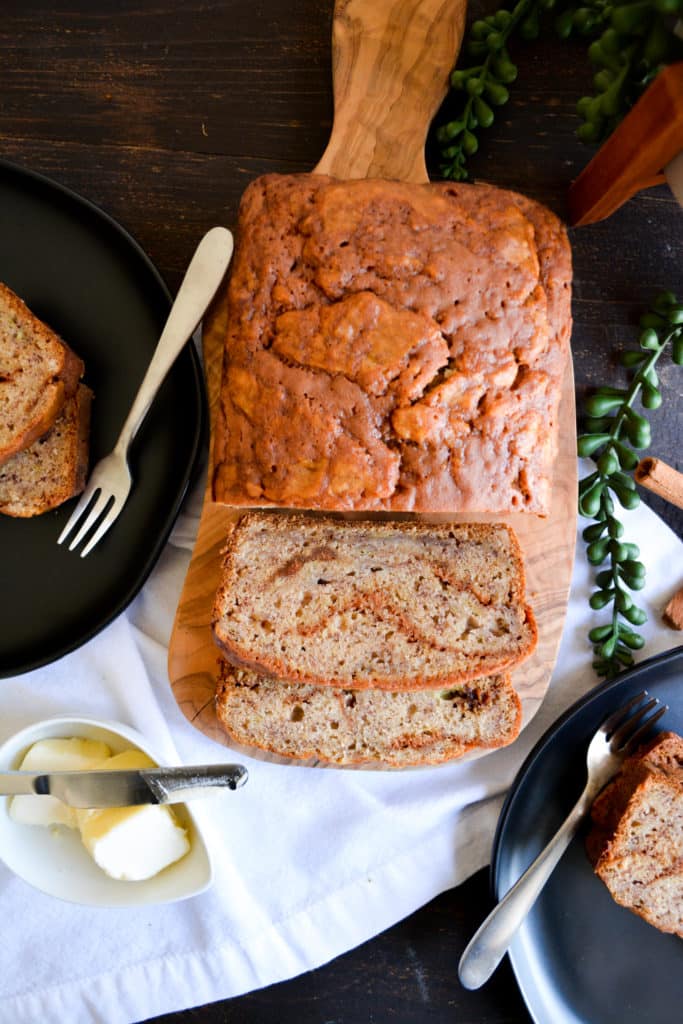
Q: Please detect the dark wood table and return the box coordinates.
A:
[2,2,681,1021]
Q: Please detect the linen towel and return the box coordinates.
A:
[0,460,680,1024]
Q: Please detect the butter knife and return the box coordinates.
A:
[0,764,248,807]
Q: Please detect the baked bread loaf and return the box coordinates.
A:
[0,384,92,517]
[0,282,84,465]
[212,514,537,690]
[587,731,683,937]
[212,174,572,515]
[215,659,522,767]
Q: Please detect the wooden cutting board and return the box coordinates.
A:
[168,0,577,761]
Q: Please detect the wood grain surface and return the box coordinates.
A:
[315,0,466,182]
[168,0,577,764]
[1,1,681,1021]
[168,289,576,760]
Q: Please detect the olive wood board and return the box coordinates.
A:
[168,296,577,767]
[167,0,578,767]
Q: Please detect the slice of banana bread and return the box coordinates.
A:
[590,731,683,835]
[0,282,84,465]
[588,731,683,937]
[0,384,92,517]
[215,659,522,767]
[212,514,537,690]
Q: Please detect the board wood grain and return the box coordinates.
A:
[168,0,578,764]
[315,0,466,183]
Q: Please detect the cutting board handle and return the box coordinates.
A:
[315,0,467,183]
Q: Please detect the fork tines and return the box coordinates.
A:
[57,487,118,557]
[604,690,669,755]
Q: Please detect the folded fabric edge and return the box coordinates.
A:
[0,796,503,1024]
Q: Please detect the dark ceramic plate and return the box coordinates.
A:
[0,160,205,676]
[492,646,683,1024]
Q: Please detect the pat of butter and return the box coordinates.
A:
[9,741,191,882]
[76,750,190,882]
[9,738,112,828]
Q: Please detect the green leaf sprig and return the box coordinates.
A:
[575,0,683,143]
[437,0,683,180]
[436,0,532,181]
[578,291,683,678]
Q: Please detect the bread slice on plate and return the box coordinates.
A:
[593,771,683,937]
[587,731,683,937]
[590,731,683,835]
[0,383,92,517]
[212,513,537,691]
[0,281,84,465]
[215,659,522,768]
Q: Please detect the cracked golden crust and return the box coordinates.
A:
[211,513,537,691]
[212,174,572,514]
[0,282,84,466]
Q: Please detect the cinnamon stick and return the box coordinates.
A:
[664,588,683,631]
[635,458,683,511]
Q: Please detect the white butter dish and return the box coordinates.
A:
[0,716,213,907]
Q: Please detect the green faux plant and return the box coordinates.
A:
[577,292,683,678]
[438,0,683,180]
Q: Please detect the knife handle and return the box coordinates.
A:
[142,764,248,802]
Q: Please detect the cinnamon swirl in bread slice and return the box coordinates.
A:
[587,731,683,937]
[215,659,522,768]
[212,514,537,691]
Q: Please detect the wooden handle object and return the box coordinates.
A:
[635,457,683,511]
[568,63,683,226]
[168,0,578,762]
[315,0,467,183]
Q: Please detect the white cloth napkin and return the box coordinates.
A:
[0,461,680,1024]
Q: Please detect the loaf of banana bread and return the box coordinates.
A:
[212,175,572,515]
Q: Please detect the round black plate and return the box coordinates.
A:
[0,160,205,676]
[492,646,683,1024]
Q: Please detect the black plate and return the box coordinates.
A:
[0,160,205,676]
[492,646,683,1024]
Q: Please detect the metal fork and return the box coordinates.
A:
[458,690,668,990]
[57,225,233,556]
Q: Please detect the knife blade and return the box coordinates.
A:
[0,764,248,807]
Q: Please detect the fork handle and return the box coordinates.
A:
[458,784,596,990]
[114,226,234,454]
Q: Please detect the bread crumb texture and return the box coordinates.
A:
[215,660,522,767]
[588,731,683,937]
[0,384,91,516]
[212,514,536,690]
[213,175,572,514]
[0,282,83,466]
